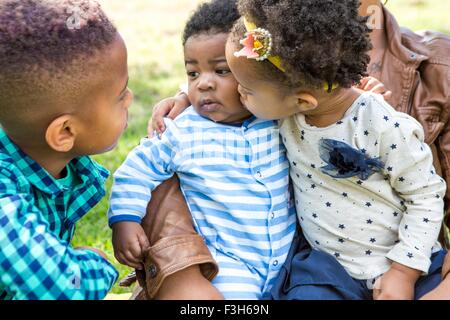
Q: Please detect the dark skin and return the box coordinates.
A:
[5,33,133,258]
[116,32,251,300]
[113,32,250,272]
[6,34,132,178]
[230,2,450,300]
[149,0,450,300]
[226,23,442,301]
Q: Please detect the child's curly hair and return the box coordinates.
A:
[0,0,117,134]
[234,0,372,90]
[183,0,240,45]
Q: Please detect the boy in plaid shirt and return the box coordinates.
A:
[0,0,133,299]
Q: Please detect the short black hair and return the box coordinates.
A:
[233,0,372,90]
[0,0,117,135]
[182,0,240,45]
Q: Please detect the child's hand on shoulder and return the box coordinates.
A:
[148,92,190,138]
[357,76,392,101]
[373,262,421,300]
[112,221,150,270]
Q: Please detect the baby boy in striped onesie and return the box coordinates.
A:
[107,0,296,299]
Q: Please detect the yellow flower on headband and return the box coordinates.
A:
[234,17,339,92]
[234,18,286,72]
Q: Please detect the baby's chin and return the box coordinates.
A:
[201,112,228,123]
[194,104,251,124]
[197,111,238,124]
[194,106,222,121]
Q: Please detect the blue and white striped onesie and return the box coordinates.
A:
[108,107,296,299]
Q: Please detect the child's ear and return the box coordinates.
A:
[294,92,319,113]
[45,115,77,153]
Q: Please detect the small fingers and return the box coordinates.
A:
[115,244,144,270]
[167,103,188,120]
[153,101,173,119]
[123,249,144,270]
[357,77,370,89]
[149,119,161,137]
[151,102,172,132]
[383,90,392,101]
[147,119,154,138]
[363,78,380,91]
[114,251,128,266]
[138,233,150,251]
[157,120,166,135]
[369,83,386,94]
[127,241,143,259]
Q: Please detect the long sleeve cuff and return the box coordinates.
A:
[386,243,431,275]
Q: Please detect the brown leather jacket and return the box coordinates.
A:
[128,6,450,298]
[380,8,450,235]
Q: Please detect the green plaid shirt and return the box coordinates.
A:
[0,129,118,300]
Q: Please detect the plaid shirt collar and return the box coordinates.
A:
[0,128,109,197]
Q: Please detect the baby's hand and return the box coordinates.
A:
[442,251,450,280]
[357,76,392,101]
[373,262,420,300]
[148,93,190,137]
[112,221,150,270]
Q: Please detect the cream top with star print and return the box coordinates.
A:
[280,92,446,280]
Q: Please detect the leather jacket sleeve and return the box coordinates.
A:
[412,57,450,246]
[378,10,450,247]
[129,175,218,299]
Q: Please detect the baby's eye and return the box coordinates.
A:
[216,69,231,76]
[187,71,199,78]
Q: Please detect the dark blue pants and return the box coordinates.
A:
[270,230,446,300]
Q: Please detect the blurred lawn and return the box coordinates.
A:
[72,0,450,295]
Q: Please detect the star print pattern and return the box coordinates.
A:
[280,92,446,279]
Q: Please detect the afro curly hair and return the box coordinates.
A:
[233,0,372,90]
[183,0,240,45]
[0,0,117,136]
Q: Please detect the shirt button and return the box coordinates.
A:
[273,260,279,267]
[148,264,158,278]
[256,171,262,178]
[270,212,275,219]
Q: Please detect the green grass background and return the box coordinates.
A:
[71,0,450,294]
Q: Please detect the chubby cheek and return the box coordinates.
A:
[114,108,129,135]
[240,96,258,114]
[220,80,241,106]
[245,101,279,120]
[102,108,128,146]
[245,104,265,118]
